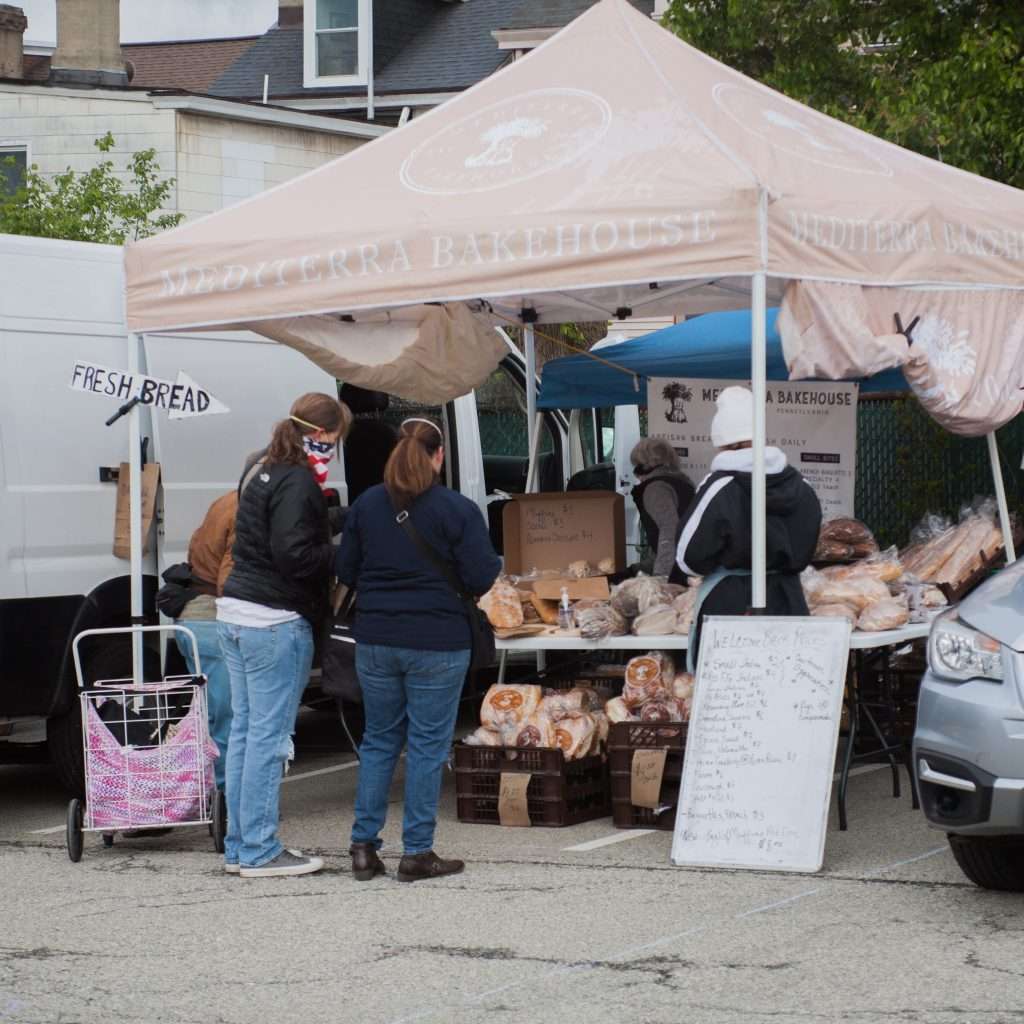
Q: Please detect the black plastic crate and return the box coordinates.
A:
[607,721,687,831]
[453,743,609,827]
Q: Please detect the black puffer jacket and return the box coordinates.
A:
[223,462,333,625]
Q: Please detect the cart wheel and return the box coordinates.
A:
[66,799,84,863]
[102,833,114,848]
[211,789,226,854]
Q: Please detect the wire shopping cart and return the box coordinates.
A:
[66,625,225,862]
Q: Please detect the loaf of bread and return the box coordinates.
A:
[632,604,678,636]
[514,711,555,748]
[553,711,596,760]
[811,603,859,625]
[479,580,524,629]
[463,726,504,747]
[605,696,638,723]
[529,594,561,625]
[857,598,910,632]
[480,684,541,731]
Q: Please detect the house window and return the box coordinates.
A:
[0,145,27,198]
[304,0,369,87]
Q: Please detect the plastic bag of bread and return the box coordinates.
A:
[513,710,556,748]
[480,683,541,731]
[541,686,602,720]
[639,697,688,722]
[463,726,504,747]
[922,585,948,608]
[605,696,638,723]
[811,603,859,626]
[857,597,910,632]
[814,538,855,562]
[609,576,673,619]
[670,672,695,702]
[622,654,668,707]
[820,518,875,547]
[801,566,827,607]
[479,579,524,629]
[825,547,903,585]
[591,709,610,751]
[933,515,1003,589]
[553,710,597,760]
[567,560,592,579]
[815,575,890,612]
[672,588,698,634]
[632,604,678,636]
[575,602,628,640]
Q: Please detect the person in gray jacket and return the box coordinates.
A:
[630,438,695,577]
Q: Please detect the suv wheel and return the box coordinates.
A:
[948,833,1024,892]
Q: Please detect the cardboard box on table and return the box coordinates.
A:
[502,492,625,599]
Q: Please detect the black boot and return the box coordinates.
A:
[396,850,464,883]
[350,842,386,881]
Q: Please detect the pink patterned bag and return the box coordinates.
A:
[84,697,218,829]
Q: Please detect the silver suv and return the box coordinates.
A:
[913,557,1024,891]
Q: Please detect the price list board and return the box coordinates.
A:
[671,616,851,874]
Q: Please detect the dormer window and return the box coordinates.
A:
[303,0,370,87]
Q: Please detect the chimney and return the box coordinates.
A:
[0,4,27,80]
[50,0,127,87]
[278,0,303,29]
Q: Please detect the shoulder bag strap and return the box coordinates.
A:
[395,509,470,602]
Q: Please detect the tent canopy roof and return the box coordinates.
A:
[537,309,909,409]
[125,0,1024,337]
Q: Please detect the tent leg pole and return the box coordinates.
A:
[525,412,544,493]
[525,323,537,461]
[987,431,1016,563]
[129,332,145,684]
[751,273,768,610]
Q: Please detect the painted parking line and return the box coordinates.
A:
[281,759,360,785]
[563,830,656,852]
[28,824,67,835]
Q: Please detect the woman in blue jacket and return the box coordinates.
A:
[336,418,501,884]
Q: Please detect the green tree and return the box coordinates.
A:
[0,132,184,243]
[663,0,1024,188]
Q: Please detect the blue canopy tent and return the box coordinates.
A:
[537,309,908,410]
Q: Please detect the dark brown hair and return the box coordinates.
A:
[383,418,443,509]
[265,392,352,468]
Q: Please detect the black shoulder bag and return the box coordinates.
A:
[395,509,496,673]
[321,585,362,704]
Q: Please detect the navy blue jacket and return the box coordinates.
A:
[335,484,502,651]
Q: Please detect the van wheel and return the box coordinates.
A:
[48,639,159,797]
[948,834,1024,892]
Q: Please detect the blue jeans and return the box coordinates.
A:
[176,620,231,790]
[351,644,470,855]
[218,618,314,868]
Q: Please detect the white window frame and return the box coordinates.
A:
[0,141,30,196]
[303,0,370,88]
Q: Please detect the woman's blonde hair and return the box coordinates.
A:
[383,418,443,509]
[266,392,352,468]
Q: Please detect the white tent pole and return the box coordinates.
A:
[525,322,537,460]
[986,432,1016,563]
[129,332,145,684]
[525,412,544,493]
[751,274,768,609]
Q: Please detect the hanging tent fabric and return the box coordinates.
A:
[123,0,1024,602]
[537,309,908,410]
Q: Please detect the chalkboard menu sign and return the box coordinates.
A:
[671,616,850,874]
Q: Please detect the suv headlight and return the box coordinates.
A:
[928,609,1004,683]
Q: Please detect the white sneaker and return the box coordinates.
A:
[240,849,323,878]
[224,862,240,875]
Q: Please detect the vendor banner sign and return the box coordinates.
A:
[647,378,858,519]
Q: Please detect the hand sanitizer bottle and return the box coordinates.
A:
[557,586,573,630]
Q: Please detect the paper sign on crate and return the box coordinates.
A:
[671,616,850,874]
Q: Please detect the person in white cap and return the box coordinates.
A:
[674,386,821,667]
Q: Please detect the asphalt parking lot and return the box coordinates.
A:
[2,707,1023,1024]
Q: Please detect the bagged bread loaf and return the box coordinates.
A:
[625,654,663,688]
[814,575,890,612]
[670,672,695,702]
[568,560,592,579]
[901,526,958,582]
[639,697,689,722]
[479,580,524,629]
[480,684,541,730]
[553,711,597,760]
[598,557,616,575]
[610,576,674,619]
[575,602,628,640]
[857,598,910,632]
[632,604,678,636]
[811,603,859,626]
[541,686,603,720]
[823,547,903,585]
[672,588,698,634]
[514,710,556,748]
[463,726,504,747]
[529,593,561,626]
[814,538,855,562]
[933,516,1003,589]
[605,696,638,723]
[821,518,875,546]
[921,585,948,608]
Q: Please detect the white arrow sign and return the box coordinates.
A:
[69,361,230,418]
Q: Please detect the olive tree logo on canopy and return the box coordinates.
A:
[662,382,693,424]
[400,88,613,195]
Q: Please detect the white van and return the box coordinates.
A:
[0,234,582,793]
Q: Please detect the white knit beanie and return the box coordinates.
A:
[710,386,754,448]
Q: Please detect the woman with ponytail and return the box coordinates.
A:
[336,418,501,883]
[217,392,351,878]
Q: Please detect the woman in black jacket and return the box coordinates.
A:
[336,418,501,884]
[217,392,351,878]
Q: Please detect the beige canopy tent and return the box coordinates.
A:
[122,0,1024,645]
